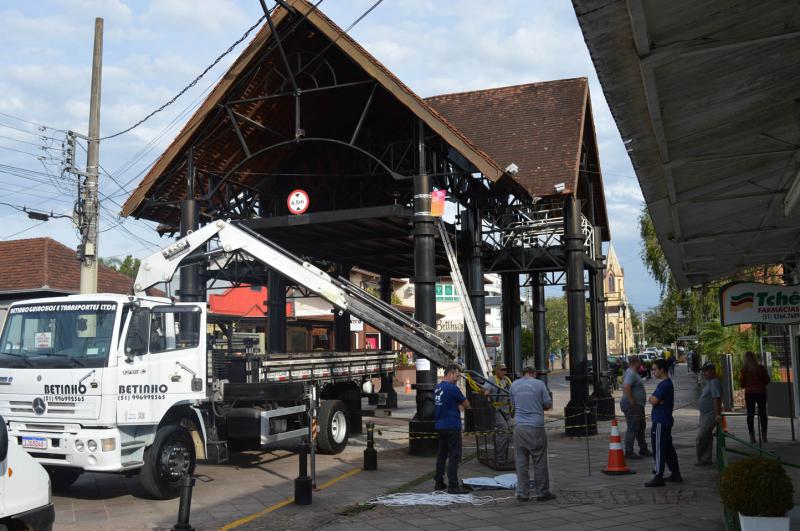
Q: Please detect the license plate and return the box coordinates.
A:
[21,437,47,450]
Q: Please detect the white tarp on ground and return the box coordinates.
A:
[463,473,534,490]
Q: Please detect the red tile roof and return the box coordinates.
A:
[425,78,589,198]
[0,237,136,295]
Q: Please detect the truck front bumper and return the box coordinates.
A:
[8,423,124,472]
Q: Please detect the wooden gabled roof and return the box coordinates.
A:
[426,78,609,234]
[122,0,505,219]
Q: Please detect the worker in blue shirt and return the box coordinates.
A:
[433,364,470,494]
[645,358,682,487]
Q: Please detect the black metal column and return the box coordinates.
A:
[267,270,286,354]
[501,273,522,377]
[409,120,438,456]
[564,195,597,435]
[379,274,398,408]
[591,232,614,419]
[533,273,548,385]
[334,265,352,352]
[179,153,202,303]
[464,207,486,372]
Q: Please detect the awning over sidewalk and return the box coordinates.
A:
[574,0,800,287]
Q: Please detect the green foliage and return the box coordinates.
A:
[698,321,774,388]
[98,255,141,279]
[639,206,674,294]
[545,295,569,354]
[521,328,533,356]
[719,457,794,517]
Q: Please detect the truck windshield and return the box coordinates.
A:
[0,302,118,368]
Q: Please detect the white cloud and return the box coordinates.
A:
[140,0,250,35]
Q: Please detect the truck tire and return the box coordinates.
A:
[316,400,348,454]
[45,466,82,490]
[140,424,195,499]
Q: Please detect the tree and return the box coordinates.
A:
[545,296,569,355]
[99,255,141,279]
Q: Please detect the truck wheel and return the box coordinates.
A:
[46,466,82,490]
[316,400,348,454]
[140,424,195,499]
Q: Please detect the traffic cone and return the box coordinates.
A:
[602,419,636,475]
[404,380,411,394]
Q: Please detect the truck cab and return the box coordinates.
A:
[0,294,207,498]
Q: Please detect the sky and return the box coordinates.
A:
[0,0,658,311]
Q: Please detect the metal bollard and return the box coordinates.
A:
[171,475,195,531]
[294,443,313,505]
[364,421,377,470]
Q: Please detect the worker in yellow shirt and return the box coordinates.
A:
[482,362,513,464]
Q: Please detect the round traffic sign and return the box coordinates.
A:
[287,189,310,215]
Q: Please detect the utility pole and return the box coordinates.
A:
[79,17,103,294]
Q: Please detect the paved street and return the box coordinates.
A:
[49,365,740,530]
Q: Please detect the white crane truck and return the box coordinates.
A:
[0,220,460,499]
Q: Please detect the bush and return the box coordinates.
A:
[719,456,794,517]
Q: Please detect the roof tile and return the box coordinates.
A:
[0,237,136,295]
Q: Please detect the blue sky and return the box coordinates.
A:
[0,0,658,311]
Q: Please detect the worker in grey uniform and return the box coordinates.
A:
[482,362,513,464]
[695,362,722,465]
[510,366,556,502]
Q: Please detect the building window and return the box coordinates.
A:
[608,323,616,341]
[608,275,616,293]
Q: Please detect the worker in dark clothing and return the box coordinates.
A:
[433,364,470,494]
[740,351,770,444]
[645,358,682,487]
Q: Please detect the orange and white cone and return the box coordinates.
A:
[404,380,411,394]
[602,419,636,475]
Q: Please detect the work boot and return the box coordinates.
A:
[536,492,557,502]
[639,448,653,457]
[645,476,665,487]
[664,474,683,483]
[516,495,530,502]
[434,480,446,491]
[625,452,642,460]
[447,486,470,495]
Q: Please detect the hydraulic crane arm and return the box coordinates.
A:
[133,220,458,368]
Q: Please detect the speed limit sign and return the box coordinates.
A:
[287,189,310,215]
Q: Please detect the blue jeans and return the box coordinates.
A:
[434,430,462,488]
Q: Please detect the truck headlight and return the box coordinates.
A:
[87,440,97,452]
[74,440,84,452]
[101,438,115,452]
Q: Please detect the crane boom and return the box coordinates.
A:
[134,220,458,369]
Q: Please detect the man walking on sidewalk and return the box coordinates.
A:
[510,366,556,502]
[695,362,722,465]
[433,364,470,494]
[621,355,652,460]
[645,358,682,487]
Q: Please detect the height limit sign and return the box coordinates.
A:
[287,189,310,215]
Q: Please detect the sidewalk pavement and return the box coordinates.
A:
[238,366,727,530]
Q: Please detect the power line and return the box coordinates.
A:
[100,13,269,141]
[0,122,61,142]
[0,111,66,133]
